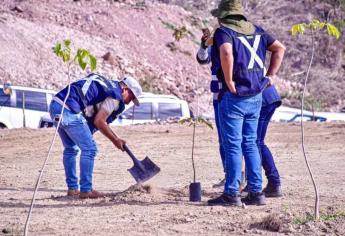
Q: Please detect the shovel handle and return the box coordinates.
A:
[123,144,139,163]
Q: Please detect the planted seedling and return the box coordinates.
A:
[179,117,213,202]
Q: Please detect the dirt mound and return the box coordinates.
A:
[110,184,190,203]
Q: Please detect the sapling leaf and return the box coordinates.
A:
[78,57,87,70]
[63,39,71,47]
[89,55,97,71]
[52,43,61,55]
[53,40,71,62]
[179,117,193,125]
[197,117,213,130]
[326,23,341,39]
[291,24,305,35]
[310,19,321,30]
[53,40,97,71]
[319,22,326,29]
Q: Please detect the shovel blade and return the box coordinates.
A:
[128,156,160,183]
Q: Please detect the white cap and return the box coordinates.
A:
[121,75,142,106]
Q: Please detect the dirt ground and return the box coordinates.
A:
[1,122,345,235]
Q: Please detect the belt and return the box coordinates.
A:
[52,96,71,111]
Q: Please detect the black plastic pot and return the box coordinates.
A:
[189,182,201,202]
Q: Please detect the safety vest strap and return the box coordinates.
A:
[76,73,116,109]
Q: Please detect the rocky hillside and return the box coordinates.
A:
[0,0,344,114]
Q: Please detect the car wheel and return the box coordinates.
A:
[0,123,7,129]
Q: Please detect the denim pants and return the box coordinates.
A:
[257,102,281,187]
[219,91,262,194]
[49,101,98,192]
[213,99,225,172]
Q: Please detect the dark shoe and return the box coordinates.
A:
[67,189,80,197]
[79,190,105,199]
[212,178,226,188]
[242,192,266,205]
[208,193,242,207]
[263,184,282,198]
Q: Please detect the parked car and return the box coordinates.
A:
[287,114,327,122]
[271,105,345,123]
[113,92,191,125]
[313,111,345,122]
[270,106,311,122]
[0,84,56,129]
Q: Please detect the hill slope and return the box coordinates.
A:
[0,0,344,113]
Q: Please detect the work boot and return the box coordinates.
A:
[79,190,106,199]
[207,193,242,207]
[67,189,80,197]
[212,178,226,188]
[263,183,282,198]
[242,192,266,206]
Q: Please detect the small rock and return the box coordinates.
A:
[11,6,24,13]
[2,228,11,234]
[86,15,94,23]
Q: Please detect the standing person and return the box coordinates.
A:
[207,0,285,206]
[196,27,226,188]
[198,36,284,193]
[258,83,283,197]
[49,73,142,199]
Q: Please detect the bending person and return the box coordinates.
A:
[49,73,142,199]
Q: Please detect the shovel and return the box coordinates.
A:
[124,144,160,183]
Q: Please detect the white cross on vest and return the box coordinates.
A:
[238,35,267,75]
[80,74,109,96]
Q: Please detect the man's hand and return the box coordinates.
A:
[114,137,126,152]
[266,74,278,86]
[94,108,126,152]
[227,80,237,94]
[201,28,211,49]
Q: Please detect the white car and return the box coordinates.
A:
[0,84,56,129]
[271,105,345,122]
[113,92,191,125]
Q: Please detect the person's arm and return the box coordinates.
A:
[219,43,236,94]
[94,99,126,151]
[266,40,286,78]
[196,47,211,64]
[196,28,212,64]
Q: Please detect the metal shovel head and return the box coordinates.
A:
[128,156,160,183]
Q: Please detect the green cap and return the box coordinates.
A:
[211,0,245,19]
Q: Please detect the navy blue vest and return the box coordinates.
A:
[216,26,269,96]
[56,73,125,133]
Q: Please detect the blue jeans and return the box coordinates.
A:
[49,101,98,192]
[219,92,262,194]
[257,102,281,186]
[213,100,225,172]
